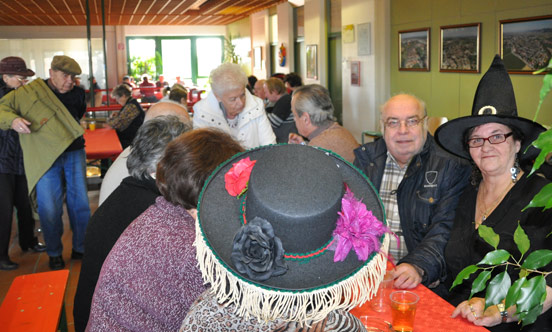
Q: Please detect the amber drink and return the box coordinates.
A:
[390,290,419,332]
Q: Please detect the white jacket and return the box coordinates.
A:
[193,89,276,149]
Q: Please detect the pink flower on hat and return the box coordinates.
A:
[225,157,256,197]
[333,185,389,262]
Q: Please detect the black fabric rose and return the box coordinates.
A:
[231,217,288,281]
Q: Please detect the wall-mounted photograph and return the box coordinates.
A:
[440,23,480,73]
[351,61,360,86]
[306,44,318,79]
[399,28,430,71]
[500,15,552,74]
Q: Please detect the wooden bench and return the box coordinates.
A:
[0,270,69,332]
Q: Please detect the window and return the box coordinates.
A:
[127,36,223,87]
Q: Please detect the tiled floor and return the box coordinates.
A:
[0,189,100,332]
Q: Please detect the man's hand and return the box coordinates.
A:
[288,132,306,145]
[390,263,423,289]
[11,117,31,134]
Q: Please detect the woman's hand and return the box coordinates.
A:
[11,117,31,134]
[288,133,305,145]
[451,298,502,327]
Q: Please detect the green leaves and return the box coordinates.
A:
[478,250,510,265]
[470,270,491,299]
[514,223,530,257]
[521,249,552,270]
[523,183,552,211]
[478,225,499,249]
[454,224,550,327]
[532,58,552,122]
[450,265,478,290]
[485,272,511,309]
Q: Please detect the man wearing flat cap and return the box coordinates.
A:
[0,55,90,270]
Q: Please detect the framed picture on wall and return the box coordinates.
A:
[398,28,430,71]
[500,15,552,74]
[306,44,318,79]
[439,23,481,73]
[351,61,361,86]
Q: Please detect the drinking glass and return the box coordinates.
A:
[89,120,96,131]
[370,272,394,312]
[359,316,392,332]
[390,290,419,332]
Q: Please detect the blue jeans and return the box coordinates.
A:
[36,149,90,257]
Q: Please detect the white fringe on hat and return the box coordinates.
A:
[194,216,389,325]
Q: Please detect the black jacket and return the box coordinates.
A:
[0,79,24,175]
[353,134,470,286]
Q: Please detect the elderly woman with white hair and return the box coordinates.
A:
[193,63,276,149]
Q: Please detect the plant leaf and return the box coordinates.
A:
[521,304,543,327]
[523,183,552,211]
[505,277,525,309]
[515,276,547,315]
[514,223,530,257]
[477,249,510,265]
[450,265,479,290]
[478,225,499,249]
[519,268,529,279]
[525,130,552,178]
[470,270,491,299]
[485,271,511,309]
[521,249,552,270]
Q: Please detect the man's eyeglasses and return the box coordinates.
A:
[15,77,28,83]
[384,116,426,129]
[467,132,513,148]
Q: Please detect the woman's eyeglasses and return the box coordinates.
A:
[467,132,513,148]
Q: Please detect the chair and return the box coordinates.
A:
[361,130,382,144]
[427,116,448,135]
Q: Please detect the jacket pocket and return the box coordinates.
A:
[22,102,56,132]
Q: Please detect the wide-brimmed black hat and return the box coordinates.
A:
[195,144,389,324]
[435,55,545,160]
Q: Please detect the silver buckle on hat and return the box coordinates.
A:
[478,105,497,115]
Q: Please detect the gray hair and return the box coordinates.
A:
[292,84,335,127]
[127,115,192,179]
[209,63,247,97]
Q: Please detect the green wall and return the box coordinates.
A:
[390,0,552,126]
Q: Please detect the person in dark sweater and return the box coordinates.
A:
[264,77,297,143]
[73,115,191,332]
[106,84,145,149]
[0,56,46,270]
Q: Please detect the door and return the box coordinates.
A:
[328,34,342,124]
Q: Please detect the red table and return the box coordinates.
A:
[351,283,490,332]
[83,128,123,160]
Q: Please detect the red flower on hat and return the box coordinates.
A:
[225,157,256,197]
[332,185,389,262]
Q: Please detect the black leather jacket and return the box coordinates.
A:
[353,134,470,286]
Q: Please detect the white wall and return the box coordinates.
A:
[304,0,327,85]
[250,10,270,79]
[341,0,390,141]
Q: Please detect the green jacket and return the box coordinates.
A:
[0,79,84,194]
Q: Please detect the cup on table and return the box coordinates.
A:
[89,120,96,131]
[390,290,419,332]
[370,272,394,312]
[359,316,392,332]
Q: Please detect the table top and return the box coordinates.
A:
[350,283,490,332]
[0,270,69,332]
[84,127,123,160]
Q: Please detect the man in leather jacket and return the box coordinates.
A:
[354,94,470,292]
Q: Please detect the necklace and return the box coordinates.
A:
[476,180,514,225]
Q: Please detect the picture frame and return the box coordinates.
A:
[398,28,430,71]
[357,23,372,56]
[350,61,361,86]
[306,44,318,79]
[254,46,262,70]
[343,24,355,44]
[500,15,552,74]
[439,23,481,73]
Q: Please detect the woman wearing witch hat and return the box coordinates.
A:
[435,55,552,331]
